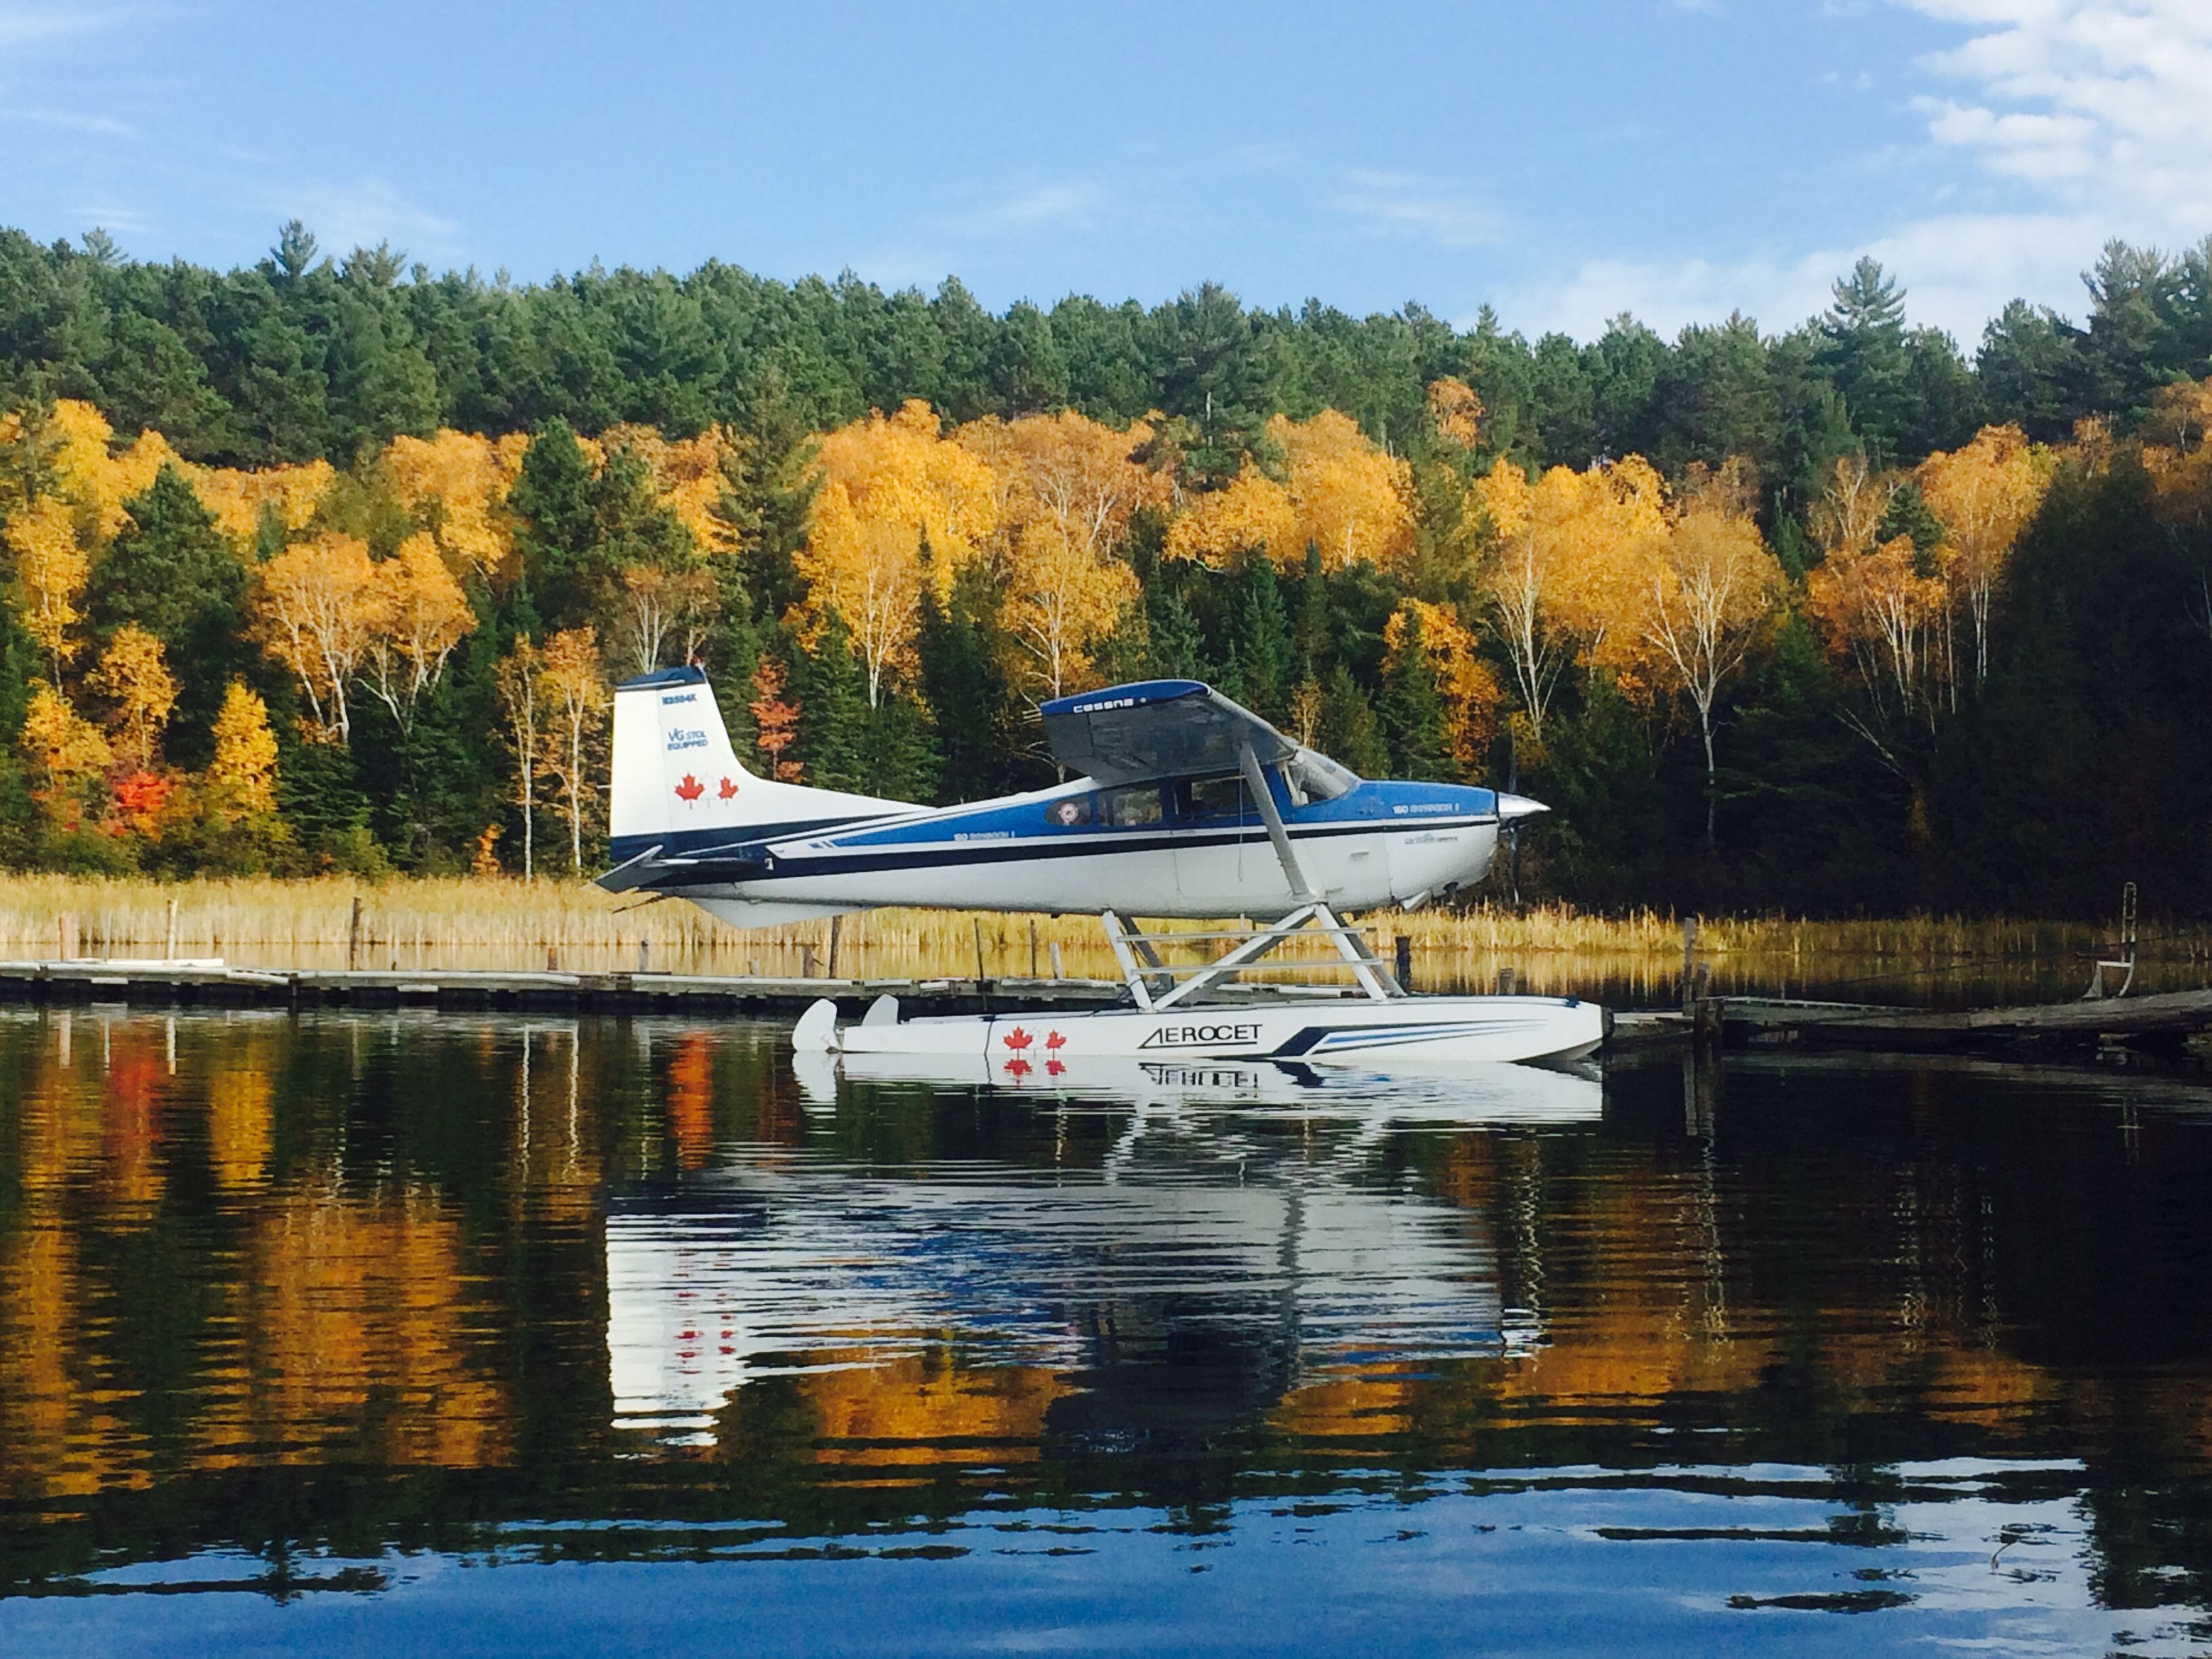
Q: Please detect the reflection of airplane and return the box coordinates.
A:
[600,669,1603,1067]
[604,1076,1584,1441]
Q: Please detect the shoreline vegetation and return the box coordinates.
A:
[0,875,2202,1000]
[1,226,2209,922]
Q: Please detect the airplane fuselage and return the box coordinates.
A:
[614,769,1507,924]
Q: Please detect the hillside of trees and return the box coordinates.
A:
[1,221,2209,916]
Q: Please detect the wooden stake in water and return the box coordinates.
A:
[1049,941,1065,980]
[348,896,364,972]
[1030,919,1040,979]
[638,938,651,973]
[973,917,988,988]
[827,915,842,979]
[1680,916,1700,1010]
[164,897,178,962]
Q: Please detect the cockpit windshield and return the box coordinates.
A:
[1286,746,1359,802]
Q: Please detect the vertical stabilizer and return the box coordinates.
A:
[607,666,910,861]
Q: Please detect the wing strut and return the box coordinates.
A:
[1237,740,1315,902]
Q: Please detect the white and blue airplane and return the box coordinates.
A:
[600,667,1605,1068]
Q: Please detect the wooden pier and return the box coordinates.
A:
[1649,989,2212,1057]
[4,955,2207,1059]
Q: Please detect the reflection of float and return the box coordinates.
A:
[794,1042,1603,1122]
[607,1063,1597,1443]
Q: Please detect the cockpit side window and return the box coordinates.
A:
[1099,785,1164,827]
[1045,794,1094,828]
[1181,773,1247,821]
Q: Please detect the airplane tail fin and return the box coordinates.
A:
[608,666,912,862]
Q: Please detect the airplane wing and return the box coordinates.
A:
[1041,679,1298,785]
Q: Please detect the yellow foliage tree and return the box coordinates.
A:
[963,411,1164,700]
[191,459,337,546]
[1475,454,1667,734]
[1628,478,1785,844]
[1162,463,1296,567]
[17,681,111,816]
[384,429,526,574]
[1916,424,2055,685]
[1426,377,1483,450]
[3,495,89,680]
[253,531,379,743]
[601,424,741,558]
[208,681,280,816]
[1805,533,1948,729]
[495,639,544,880]
[86,623,178,769]
[361,533,477,733]
[1267,410,1414,571]
[797,401,999,703]
[537,628,609,876]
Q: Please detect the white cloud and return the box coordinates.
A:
[1514,210,2105,343]
[267,176,462,261]
[0,105,134,138]
[1900,0,2212,229]
[1332,170,1505,250]
[0,4,131,49]
[1519,3,2212,345]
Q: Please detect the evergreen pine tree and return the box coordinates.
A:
[508,419,598,630]
[1236,554,1291,720]
[1317,663,1389,777]
[792,615,869,792]
[1379,612,1450,778]
[91,464,248,766]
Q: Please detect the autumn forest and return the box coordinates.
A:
[2,222,2211,916]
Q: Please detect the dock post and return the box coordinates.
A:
[800,944,817,979]
[827,916,842,979]
[1049,941,1065,979]
[638,938,651,974]
[1498,966,1517,996]
[164,898,178,962]
[1394,935,1414,995]
[1679,917,1700,1010]
[348,897,363,972]
[972,917,989,990]
[1030,919,1040,979]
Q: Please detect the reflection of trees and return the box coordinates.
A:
[6,1020,2212,1609]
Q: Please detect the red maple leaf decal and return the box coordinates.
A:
[1004,1057,1031,1078]
[1002,1027,1032,1050]
[674,774,705,802]
[1044,1030,1066,1050]
[718,776,739,800]
[1046,1059,1066,1077]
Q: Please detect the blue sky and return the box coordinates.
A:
[3,1,2209,346]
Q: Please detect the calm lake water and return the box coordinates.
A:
[3,1010,2211,1656]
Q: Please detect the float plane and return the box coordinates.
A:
[599,666,1604,1068]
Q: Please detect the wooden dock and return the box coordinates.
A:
[4,956,2206,1059]
[1693,989,2212,1056]
[0,958,1378,1018]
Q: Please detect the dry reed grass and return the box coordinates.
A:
[0,876,2200,997]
